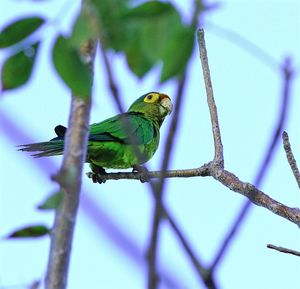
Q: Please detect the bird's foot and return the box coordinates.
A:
[132,165,149,183]
[88,165,107,184]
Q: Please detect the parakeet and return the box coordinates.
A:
[19,92,173,183]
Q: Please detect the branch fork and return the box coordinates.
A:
[90,29,300,230]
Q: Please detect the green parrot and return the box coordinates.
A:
[19,92,173,183]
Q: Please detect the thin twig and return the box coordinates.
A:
[282,131,300,189]
[197,28,224,167]
[208,56,294,274]
[86,165,209,181]
[267,244,300,257]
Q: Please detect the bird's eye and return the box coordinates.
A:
[144,93,159,103]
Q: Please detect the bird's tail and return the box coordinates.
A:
[18,125,66,158]
[18,140,64,158]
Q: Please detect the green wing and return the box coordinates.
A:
[89,112,155,145]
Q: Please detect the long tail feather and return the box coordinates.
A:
[18,140,64,158]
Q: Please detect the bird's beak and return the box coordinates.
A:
[159,93,173,115]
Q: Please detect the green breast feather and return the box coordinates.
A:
[87,112,160,169]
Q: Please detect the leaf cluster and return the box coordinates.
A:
[0,0,203,95]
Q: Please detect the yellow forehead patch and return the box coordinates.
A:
[144,92,159,103]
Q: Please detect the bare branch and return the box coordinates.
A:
[267,244,300,257]
[282,131,300,189]
[86,164,210,181]
[197,28,224,167]
[211,168,300,225]
[87,163,300,226]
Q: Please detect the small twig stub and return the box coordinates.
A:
[267,244,300,258]
[282,131,300,189]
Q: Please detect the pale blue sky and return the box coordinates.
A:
[1,0,300,288]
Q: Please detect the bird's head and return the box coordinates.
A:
[128,92,173,125]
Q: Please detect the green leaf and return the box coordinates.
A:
[37,191,63,210]
[91,0,131,51]
[160,26,194,82]
[91,0,196,81]
[7,224,50,238]
[52,35,92,99]
[1,42,39,90]
[0,17,44,48]
[121,1,192,79]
